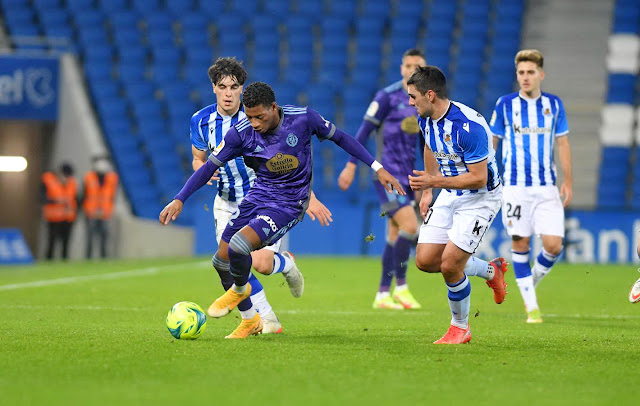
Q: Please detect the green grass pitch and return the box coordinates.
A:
[1,257,638,405]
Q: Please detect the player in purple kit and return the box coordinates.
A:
[338,48,426,310]
[160,82,405,338]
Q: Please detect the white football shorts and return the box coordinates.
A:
[213,194,281,253]
[501,185,564,238]
[418,186,502,254]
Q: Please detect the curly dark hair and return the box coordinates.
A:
[242,82,276,108]
[406,65,448,99]
[207,57,247,85]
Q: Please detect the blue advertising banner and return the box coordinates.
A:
[0,228,34,265]
[0,55,59,120]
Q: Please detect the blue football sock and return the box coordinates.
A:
[511,250,532,278]
[271,252,288,274]
[393,232,413,287]
[446,275,471,329]
[379,242,395,293]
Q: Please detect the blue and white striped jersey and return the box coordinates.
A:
[190,104,255,202]
[418,101,501,196]
[489,92,569,187]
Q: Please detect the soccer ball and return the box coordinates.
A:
[166,301,207,339]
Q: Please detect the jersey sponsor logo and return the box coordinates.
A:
[265,152,299,174]
[286,133,298,147]
[433,151,460,160]
[366,101,379,117]
[400,116,419,134]
[212,139,225,155]
[512,124,552,134]
[256,215,278,232]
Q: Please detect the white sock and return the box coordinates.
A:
[232,283,247,294]
[239,307,257,319]
[447,275,471,329]
[515,276,538,312]
[463,256,493,280]
[251,289,273,316]
[394,283,408,291]
[376,291,390,300]
[272,252,295,274]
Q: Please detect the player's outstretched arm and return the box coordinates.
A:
[306,191,333,226]
[337,162,356,191]
[338,120,378,191]
[159,159,219,225]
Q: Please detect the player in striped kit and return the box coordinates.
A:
[407,66,508,345]
[489,49,573,323]
[190,58,332,336]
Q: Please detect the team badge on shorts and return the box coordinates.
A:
[286,133,298,147]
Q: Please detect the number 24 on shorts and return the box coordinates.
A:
[505,203,521,220]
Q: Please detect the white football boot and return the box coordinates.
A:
[282,251,304,298]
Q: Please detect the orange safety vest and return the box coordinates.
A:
[83,171,118,220]
[42,172,78,222]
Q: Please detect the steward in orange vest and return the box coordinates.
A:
[82,157,118,259]
[83,171,118,220]
[42,171,77,222]
[42,163,77,260]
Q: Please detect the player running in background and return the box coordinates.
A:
[337,48,426,310]
[407,66,508,345]
[161,82,405,338]
[190,58,332,335]
[489,50,573,323]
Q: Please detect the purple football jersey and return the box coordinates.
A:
[208,105,334,214]
[362,81,422,182]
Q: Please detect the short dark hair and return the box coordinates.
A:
[403,48,425,60]
[242,82,276,108]
[207,57,247,85]
[60,162,74,176]
[406,66,447,99]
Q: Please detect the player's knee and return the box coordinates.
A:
[251,253,273,275]
[415,255,439,273]
[440,258,461,278]
[544,243,563,257]
[399,230,418,243]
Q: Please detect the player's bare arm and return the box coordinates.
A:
[159,199,183,225]
[418,143,439,216]
[377,167,406,195]
[556,135,573,207]
[337,161,356,190]
[409,159,488,191]
[306,191,333,226]
[191,145,220,183]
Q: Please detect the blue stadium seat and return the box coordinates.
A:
[607,73,636,104]
[151,64,180,83]
[131,0,162,14]
[85,61,112,82]
[67,0,93,10]
[264,1,290,16]
[356,17,385,37]
[89,79,120,100]
[117,46,147,64]
[152,46,180,64]
[112,28,142,47]
[296,0,323,17]
[362,1,390,18]
[167,0,196,14]
[74,10,105,31]
[118,62,147,83]
[327,0,356,19]
[126,81,156,100]
[109,11,140,30]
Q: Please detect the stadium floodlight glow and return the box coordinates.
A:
[0,156,28,172]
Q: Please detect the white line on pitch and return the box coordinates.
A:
[0,261,208,291]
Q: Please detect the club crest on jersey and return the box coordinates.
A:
[212,139,225,155]
[444,133,453,147]
[544,108,551,115]
[266,152,299,174]
[286,133,298,147]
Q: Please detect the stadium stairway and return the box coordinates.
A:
[521,0,613,208]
